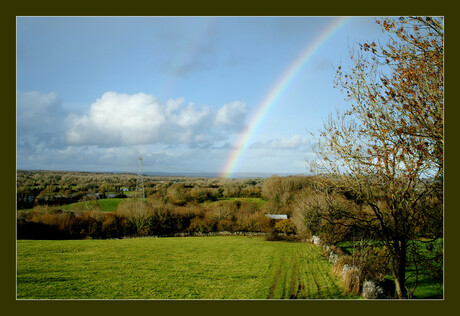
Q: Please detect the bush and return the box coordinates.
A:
[190,188,218,203]
[274,219,296,235]
[188,215,217,233]
[166,183,190,206]
[101,213,123,239]
[265,230,284,241]
[236,212,268,232]
[359,246,391,282]
[217,219,238,232]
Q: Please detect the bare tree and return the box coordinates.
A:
[309,17,443,299]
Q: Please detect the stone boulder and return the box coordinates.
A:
[342,264,355,279]
[362,279,395,299]
[312,235,322,245]
[329,251,339,264]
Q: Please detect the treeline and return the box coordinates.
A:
[17,172,316,239]
[17,198,296,240]
[17,171,442,243]
[16,170,265,209]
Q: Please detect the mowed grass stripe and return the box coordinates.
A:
[17,236,358,299]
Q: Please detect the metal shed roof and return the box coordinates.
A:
[265,214,288,220]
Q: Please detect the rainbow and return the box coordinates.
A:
[220,17,352,178]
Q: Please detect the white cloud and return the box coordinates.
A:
[17,91,249,172]
[165,98,184,115]
[176,102,213,128]
[215,101,247,130]
[66,92,247,147]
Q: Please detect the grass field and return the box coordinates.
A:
[17,236,358,300]
[55,197,265,212]
[205,197,267,206]
[64,198,125,212]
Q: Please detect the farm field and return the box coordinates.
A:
[213,197,267,206]
[62,197,267,212]
[16,236,358,300]
[64,198,125,212]
[23,197,266,214]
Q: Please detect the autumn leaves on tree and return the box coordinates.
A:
[309,17,443,299]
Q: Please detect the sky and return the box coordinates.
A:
[17,16,387,177]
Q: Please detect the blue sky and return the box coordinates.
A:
[17,16,387,175]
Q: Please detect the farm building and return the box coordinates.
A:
[265,214,288,220]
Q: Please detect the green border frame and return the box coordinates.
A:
[3,1,457,315]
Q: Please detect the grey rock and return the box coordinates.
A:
[329,251,339,264]
[362,279,395,299]
[313,235,322,245]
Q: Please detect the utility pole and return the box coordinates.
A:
[135,156,145,200]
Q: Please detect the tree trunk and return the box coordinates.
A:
[393,239,407,299]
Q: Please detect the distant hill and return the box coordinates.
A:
[143,172,306,178]
[17,169,307,179]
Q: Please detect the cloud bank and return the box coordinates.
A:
[17,91,312,174]
[66,92,247,147]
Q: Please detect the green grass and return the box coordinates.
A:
[206,197,267,206]
[337,239,443,299]
[63,198,125,212]
[405,239,443,299]
[17,236,358,299]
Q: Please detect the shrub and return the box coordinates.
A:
[359,246,391,282]
[188,215,217,233]
[265,230,284,241]
[217,219,238,232]
[116,200,151,236]
[101,213,123,239]
[274,219,296,235]
[79,211,104,238]
[166,183,190,206]
[190,188,218,203]
[158,209,186,235]
[254,213,273,232]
